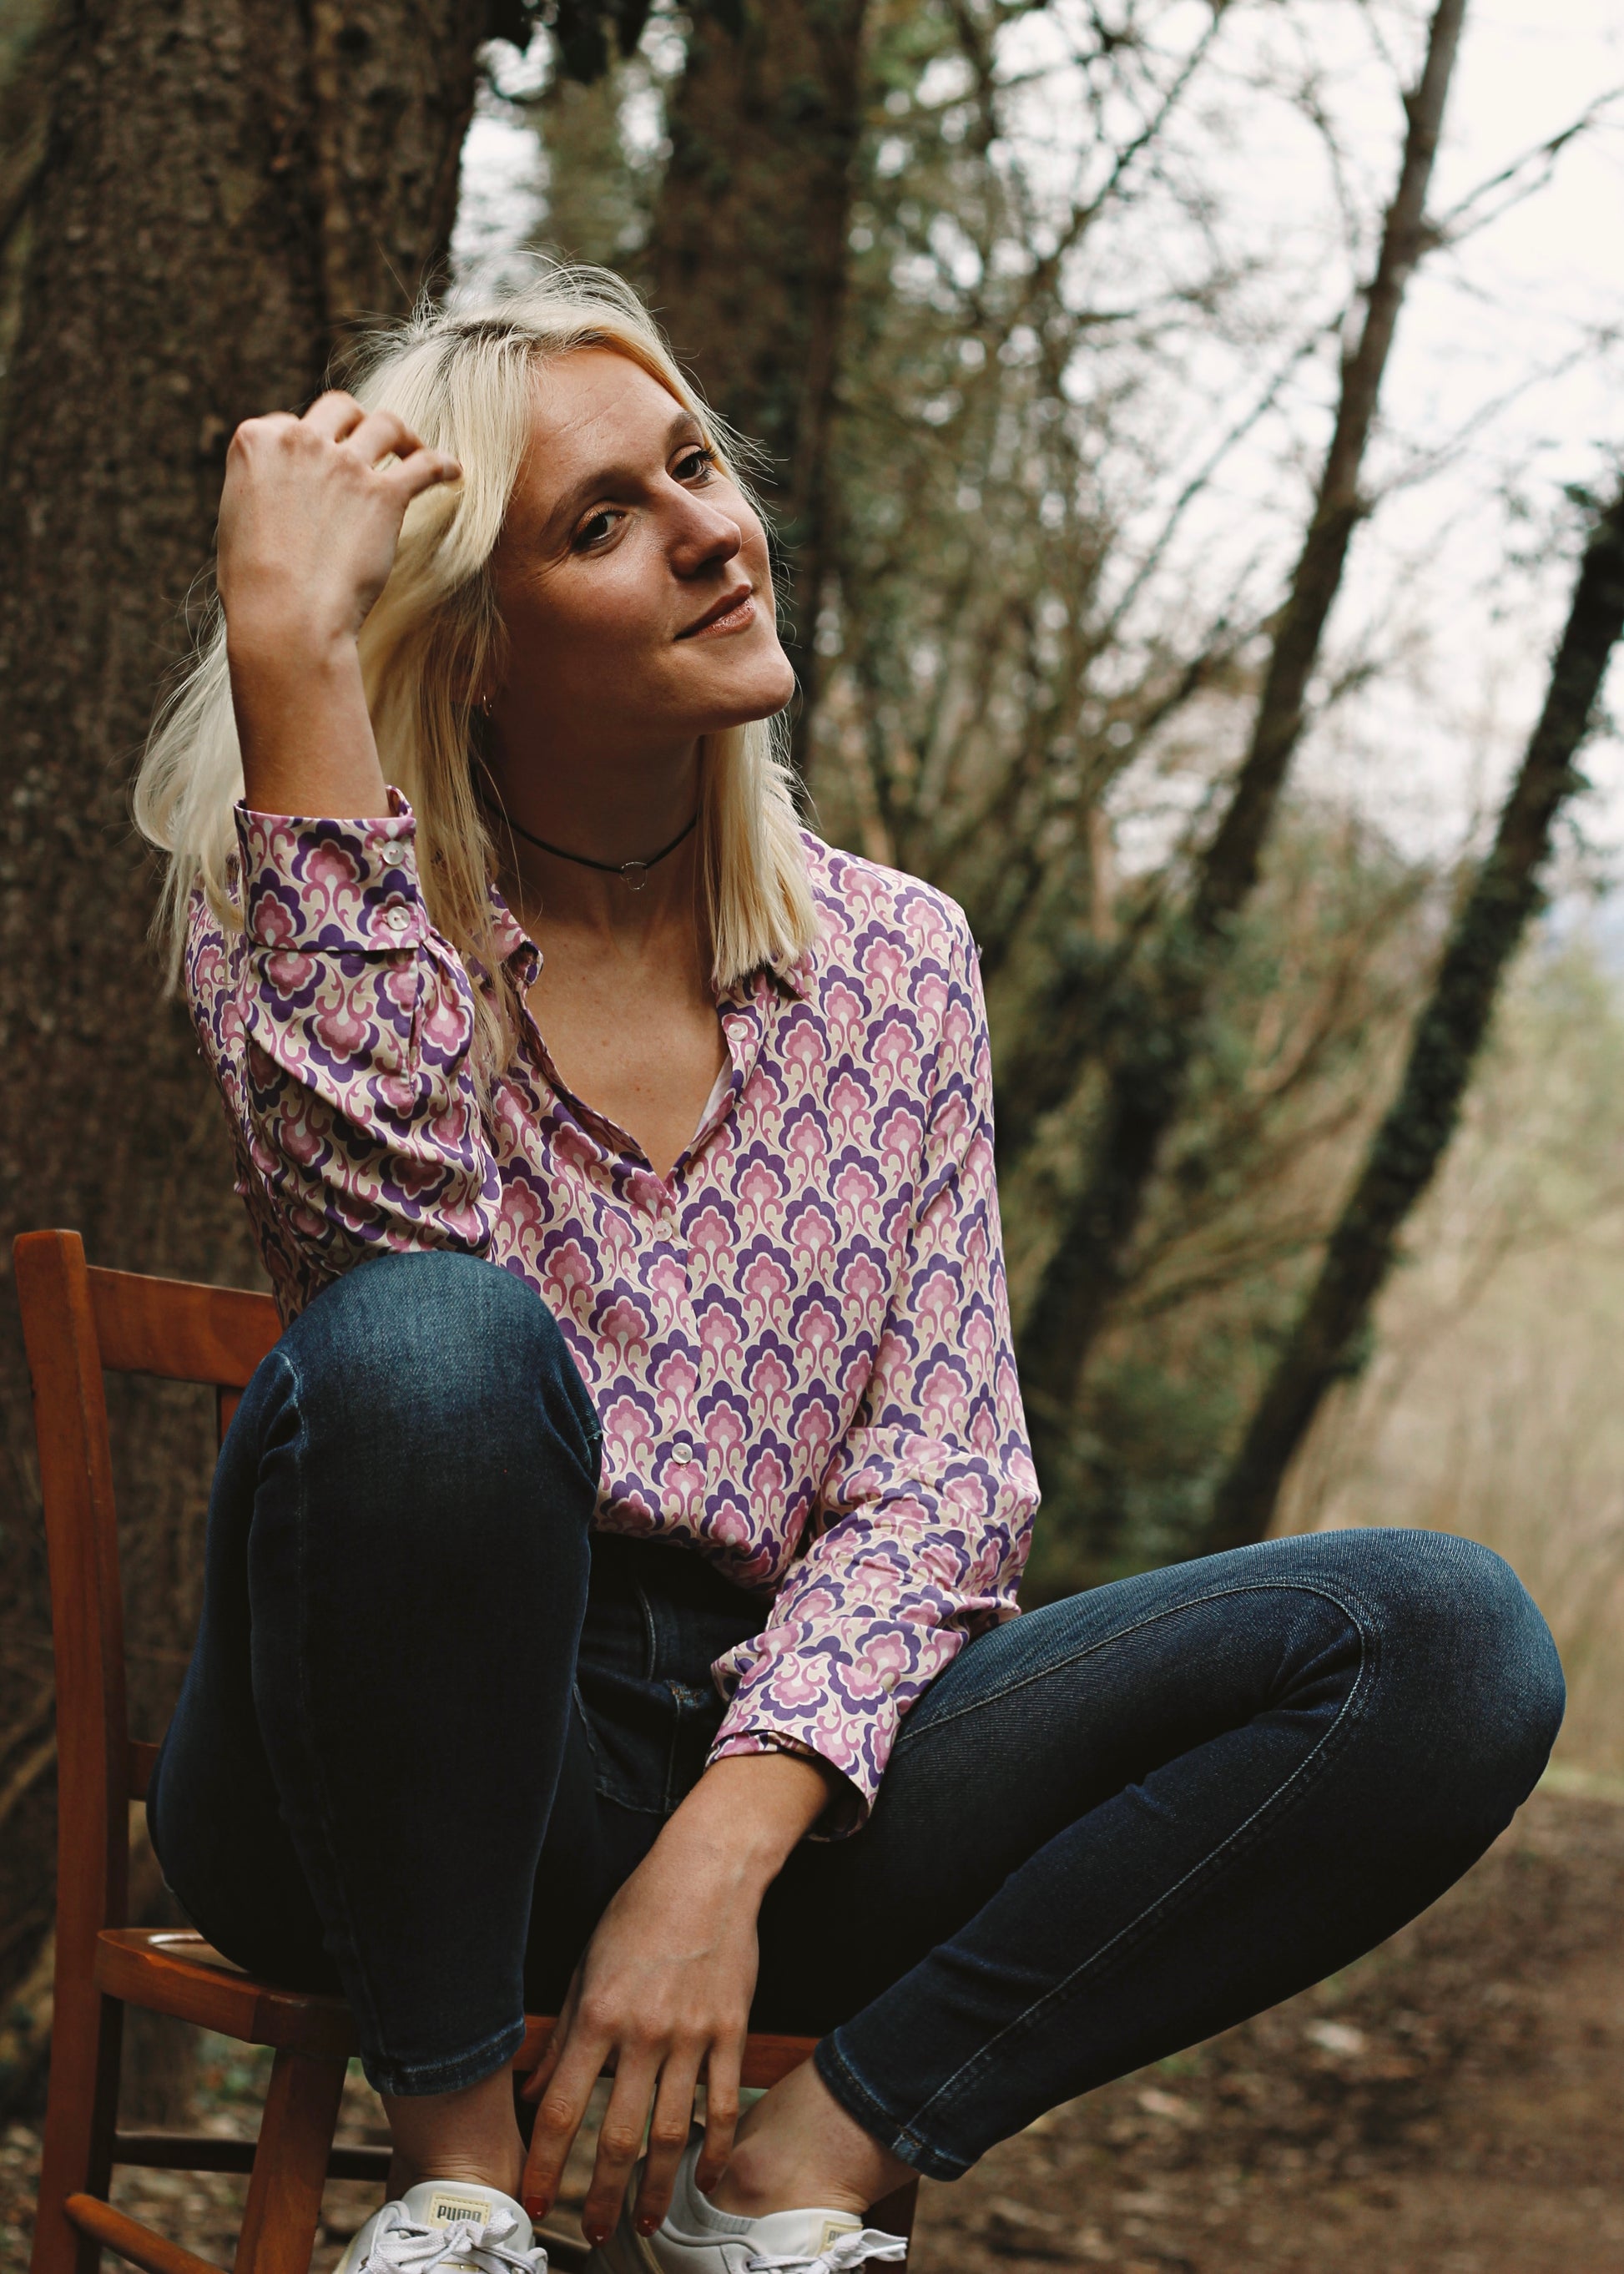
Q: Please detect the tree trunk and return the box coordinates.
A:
[648,0,870,774]
[1205,484,1624,1550]
[1016,0,1469,1490]
[0,3,56,382]
[0,0,491,2080]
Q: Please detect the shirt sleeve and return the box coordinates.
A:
[184,797,502,1304]
[706,904,1040,1833]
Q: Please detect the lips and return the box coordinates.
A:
[678,584,754,638]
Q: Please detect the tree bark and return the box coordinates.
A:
[0,0,491,2043]
[1205,483,1624,1550]
[1015,0,1469,1488]
[648,0,870,774]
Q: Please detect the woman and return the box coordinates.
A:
[135,267,1564,2274]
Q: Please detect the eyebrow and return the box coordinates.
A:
[542,406,705,544]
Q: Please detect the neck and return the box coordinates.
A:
[482,734,704,943]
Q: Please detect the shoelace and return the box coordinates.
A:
[359,2209,546,2274]
[744,2231,908,2273]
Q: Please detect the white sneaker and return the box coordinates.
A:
[583,2133,907,2272]
[332,2178,548,2274]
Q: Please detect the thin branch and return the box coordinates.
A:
[1435,87,1624,243]
[1207,481,1624,1547]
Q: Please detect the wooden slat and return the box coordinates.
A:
[113,2130,390,2181]
[63,2196,224,2274]
[95,1932,357,2060]
[87,1266,279,1389]
[739,2031,817,2089]
[113,2132,259,2175]
[509,2015,815,2090]
[534,2228,590,2272]
[324,2141,392,2181]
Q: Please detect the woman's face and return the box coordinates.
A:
[487,347,795,772]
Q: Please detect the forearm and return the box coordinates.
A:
[654,1748,835,1899]
[227,627,389,819]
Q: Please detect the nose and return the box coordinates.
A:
[665,481,744,577]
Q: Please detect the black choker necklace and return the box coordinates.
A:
[483,795,699,891]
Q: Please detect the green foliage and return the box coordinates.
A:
[1020,804,1439,1591]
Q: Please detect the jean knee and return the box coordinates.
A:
[1348,1527,1565,1803]
[278,1249,600,1485]
[1456,1538,1566,1778]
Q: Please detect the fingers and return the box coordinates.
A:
[581,2055,663,2248]
[391,442,463,499]
[300,392,461,487]
[633,2050,704,2237]
[693,2042,742,2197]
[343,408,425,471]
[520,2009,609,2225]
[522,1972,580,2105]
[302,390,366,441]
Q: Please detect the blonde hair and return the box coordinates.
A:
[134,261,818,1076]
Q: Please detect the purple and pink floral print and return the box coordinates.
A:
[185,798,1039,1823]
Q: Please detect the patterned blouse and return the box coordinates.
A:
[185,799,1040,1824]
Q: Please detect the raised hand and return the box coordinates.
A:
[217,391,461,817]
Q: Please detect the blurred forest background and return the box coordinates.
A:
[2,0,1623,2198]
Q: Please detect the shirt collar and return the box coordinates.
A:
[487,886,820,1005]
[725,942,815,1006]
[486,883,537,984]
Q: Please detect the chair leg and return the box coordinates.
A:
[870,2177,920,2266]
[30,1983,124,2274]
[234,2049,348,2274]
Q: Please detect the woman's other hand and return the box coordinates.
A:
[519,1750,833,2247]
[218,391,461,816]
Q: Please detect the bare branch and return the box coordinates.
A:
[1208,482,1624,1547]
[1015,0,1473,1493]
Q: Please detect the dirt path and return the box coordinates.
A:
[906,1789,1624,2273]
[2,1789,1618,2273]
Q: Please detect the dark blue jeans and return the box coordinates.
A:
[148,1253,1565,2181]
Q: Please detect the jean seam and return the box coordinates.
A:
[814,2039,966,2181]
[890,1577,1381,2150]
[894,1575,1380,1752]
[366,2013,528,2099]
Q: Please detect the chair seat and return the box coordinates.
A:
[95,1931,359,2060]
[95,1928,819,2085]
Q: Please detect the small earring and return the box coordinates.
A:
[477,689,493,718]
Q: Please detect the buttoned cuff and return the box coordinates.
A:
[237,792,430,955]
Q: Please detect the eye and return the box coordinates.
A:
[574,507,621,551]
[676,444,718,482]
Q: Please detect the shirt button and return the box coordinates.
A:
[671,1435,693,1462]
[380,842,407,867]
[381,906,410,933]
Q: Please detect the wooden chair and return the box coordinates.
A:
[14,1231,917,2274]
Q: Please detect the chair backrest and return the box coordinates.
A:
[13,1231,280,1979]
